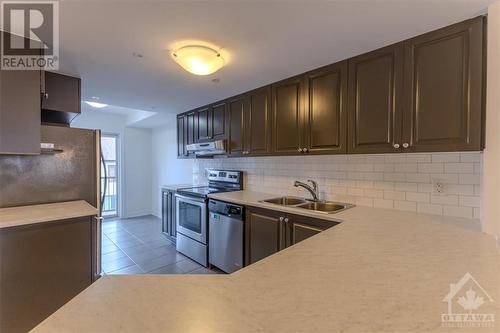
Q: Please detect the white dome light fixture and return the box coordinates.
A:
[172,45,225,76]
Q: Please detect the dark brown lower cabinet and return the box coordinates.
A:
[0,217,95,333]
[162,189,176,242]
[245,206,339,265]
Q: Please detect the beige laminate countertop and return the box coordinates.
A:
[0,200,98,229]
[33,191,500,333]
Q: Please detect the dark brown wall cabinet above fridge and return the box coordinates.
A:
[0,32,42,155]
[177,16,486,158]
[41,71,82,125]
[245,206,339,265]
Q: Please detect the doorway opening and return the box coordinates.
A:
[101,134,119,218]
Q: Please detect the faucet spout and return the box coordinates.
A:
[294,180,320,202]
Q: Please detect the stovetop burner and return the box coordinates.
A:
[177,169,243,199]
[177,186,240,198]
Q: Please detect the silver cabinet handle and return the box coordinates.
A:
[279,216,284,222]
[44,93,49,99]
[402,143,409,148]
[303,148,308,153]
[284,218,289,223]
[393,143,400,149]
[298,148,303,153]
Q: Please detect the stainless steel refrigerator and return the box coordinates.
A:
[0,124,103,280]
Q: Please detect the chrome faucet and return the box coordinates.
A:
[294,179,320,202]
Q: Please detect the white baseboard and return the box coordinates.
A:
[123,210,153,219]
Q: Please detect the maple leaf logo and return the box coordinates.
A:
[457,288,485,312]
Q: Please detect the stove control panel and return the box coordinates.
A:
[207,169,242,184]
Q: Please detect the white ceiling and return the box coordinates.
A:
[58,0,495,127]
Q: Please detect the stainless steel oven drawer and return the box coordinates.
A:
[176,233,208,267]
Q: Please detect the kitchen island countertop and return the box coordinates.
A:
[0,200,98,229]
[33,191,499,332]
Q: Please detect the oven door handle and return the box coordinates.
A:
[174,193,206,204]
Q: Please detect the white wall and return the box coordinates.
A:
[72,110,153,218]
[483,1,500,239]
[151,114,195,217]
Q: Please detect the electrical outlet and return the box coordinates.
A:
[433,180,446,194]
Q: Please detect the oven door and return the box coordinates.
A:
[175,194,207,244]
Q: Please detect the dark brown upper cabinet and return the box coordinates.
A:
[0,32,41,155]
[41,72,81,125]
[195,106,211,142]
[272,75,305,155]
[244,86,272,156]
[228,95,246,156]
[402,17,484,152]
[304,61,348,154]
[211,102,227,140]
[176,16,485,158]
[177,115,187,158]
[347,43,404,154]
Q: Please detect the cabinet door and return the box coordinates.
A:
[228,96,246,156]
[246,86,272,155]
[162,191,169,234]
[347,43,404,154]
[245,207,285,265]
[41,72,81,123]
[286,214,338,247]
[304,61,347,154]
[0,34,41,155]
[272,76,305,154]
[196,106,211,142]
[0,217,92,332]
[177,116,186,157]
[402,17,484,152]
[186,112,196,157]
[288,222,323,246]
[212,102,227,140]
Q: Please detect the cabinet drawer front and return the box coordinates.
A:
[348,43,404,154]
[402,17,484,152]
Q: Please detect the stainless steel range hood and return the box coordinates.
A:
[186,140,226,157]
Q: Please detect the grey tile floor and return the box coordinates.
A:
[101,215,221,275]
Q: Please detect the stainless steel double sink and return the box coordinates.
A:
[260,196,354,214]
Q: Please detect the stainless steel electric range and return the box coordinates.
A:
[175,169,243,266]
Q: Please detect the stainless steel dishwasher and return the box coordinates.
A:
[208,199,244,273]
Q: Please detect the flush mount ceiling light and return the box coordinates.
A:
[171,45,225,76]
[85,101,108,108]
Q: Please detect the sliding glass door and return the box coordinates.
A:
[101,134,119,217]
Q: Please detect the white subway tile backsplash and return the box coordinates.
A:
[394,200,417,212]
[444,163,474,173]
[418,163,444,174]
[432,153,460,163]
[195,152,482,220]
[417,203,443,215]
[406,192,430,203]
[459,195,480,208]
[443,206,473,219]
[431,194,459,206]
[373,199,394,209]
[384,190,406,201]
[459,174,480,185]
